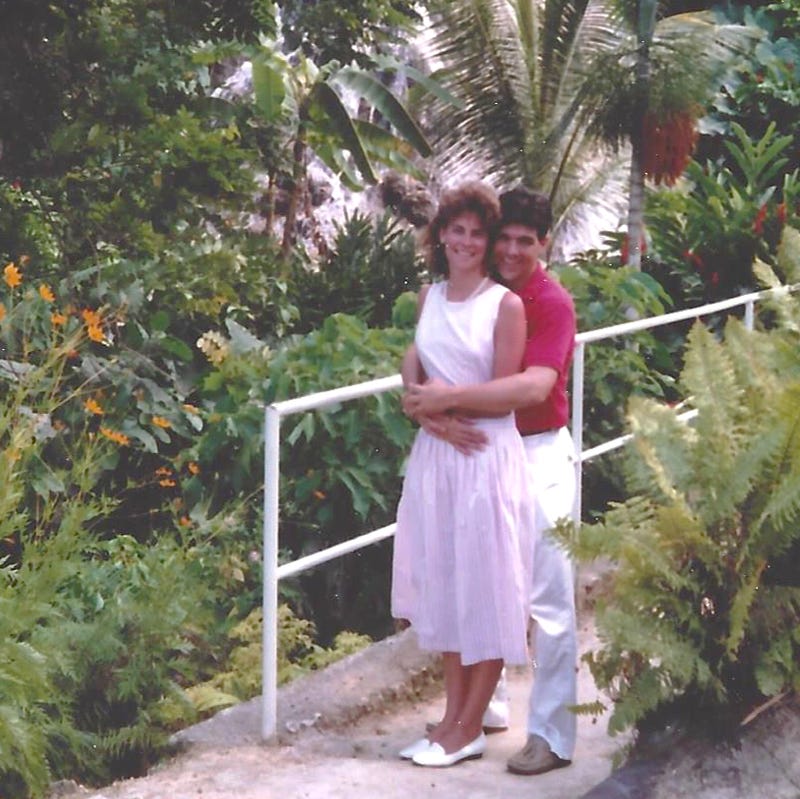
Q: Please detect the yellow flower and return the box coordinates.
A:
[187,461,200,475]
[81,308,102,326]
[51,311,68,326]
[152,416,171,429]
[4,262,22,288]
[0,303,5,322]
[196,331,229,365]
[84,398,104,415]
[100,427,130,446]
[87,323,105,343]
[38,284,55,302]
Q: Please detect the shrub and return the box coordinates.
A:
[559,229,800,737]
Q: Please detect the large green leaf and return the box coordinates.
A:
[308,82,377,184]
[353,119,427,181]
[252,53,288,122]
[371,54,466,110]
[334,67,432,157]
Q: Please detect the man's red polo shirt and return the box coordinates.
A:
[515,264,576,435]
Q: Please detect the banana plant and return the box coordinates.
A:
[251,42,434,255]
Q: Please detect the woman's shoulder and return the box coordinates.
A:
[497,286,524,314]
[487,280,520,307]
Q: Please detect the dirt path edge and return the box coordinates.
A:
[171,628,443,750]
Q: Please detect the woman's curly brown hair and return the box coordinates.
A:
[422,181,500,277]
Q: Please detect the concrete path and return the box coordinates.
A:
[73,612,631,799]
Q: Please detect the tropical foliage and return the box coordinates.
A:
[3,0,800,794]
[416,0,754,257]
[558,228,800,736]
[249,41,432,253]
[646,119,800,305]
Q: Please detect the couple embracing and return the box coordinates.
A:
[392,182,578,775]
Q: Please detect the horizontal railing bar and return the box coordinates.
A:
[272,374,403,417]
[268,287,796,420]
[575,288,779,344]
[276,524,397,580]
[580,409,699,462]
[581,433,634,461]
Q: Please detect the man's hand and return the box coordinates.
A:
[419,413,488,455]
[406,378,456,416]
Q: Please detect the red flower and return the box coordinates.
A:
[684,249,705,273]
[753,204,768,235]
[621,234,647,264]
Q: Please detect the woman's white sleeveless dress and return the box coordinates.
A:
[391,280,533,666]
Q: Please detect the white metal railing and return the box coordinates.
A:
[260,285,791,740]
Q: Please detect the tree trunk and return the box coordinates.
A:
[625,0,658,270]
[281,127,306,259]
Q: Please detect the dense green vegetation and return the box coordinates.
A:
[1,0,799,795]
[559,228,800,737]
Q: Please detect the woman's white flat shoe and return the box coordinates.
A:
[398,737,432,760]
[412,732,486,767]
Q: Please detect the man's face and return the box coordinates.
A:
[494,223,548,292]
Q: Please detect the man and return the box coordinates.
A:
[405,187,578,776]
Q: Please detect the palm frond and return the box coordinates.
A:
[422,0,533,183]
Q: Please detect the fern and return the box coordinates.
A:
[571,267,800,736]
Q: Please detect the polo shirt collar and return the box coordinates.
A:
[517,262,548,299]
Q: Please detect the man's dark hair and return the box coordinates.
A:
[499,187,552,241]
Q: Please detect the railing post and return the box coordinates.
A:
[261,405,281,742]
[571,342,585,525]
[744,299,755,330]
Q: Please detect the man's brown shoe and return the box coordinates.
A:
[506,734,571,776]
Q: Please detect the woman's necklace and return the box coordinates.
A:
[447,275,489,302]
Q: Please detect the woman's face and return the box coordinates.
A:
[439,211,489,275]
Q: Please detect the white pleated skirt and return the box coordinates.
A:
[391,415,534,666]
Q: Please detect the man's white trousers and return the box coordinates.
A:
[491,427,578,760]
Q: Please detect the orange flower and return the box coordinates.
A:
[51,312,68,326]
[0,303,5,322]
[100,427,130,446]
[4,262,22,288]
[155,466,173,477]
[152,416,171,429]
[87,323,105,343]
[84,397,104,415]
[178,516,192,527]
[182,403,200,415]
[159,478,177,487]
[81,308,102,326]
[187,461,200,475]
[313,490,326,500]
[38,284,55,302]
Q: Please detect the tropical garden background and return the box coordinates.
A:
[1,0,798,795]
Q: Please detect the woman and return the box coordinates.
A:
[392,181,534,768]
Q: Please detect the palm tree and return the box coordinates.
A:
[583,0,757,266]
[417,0,755,261]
